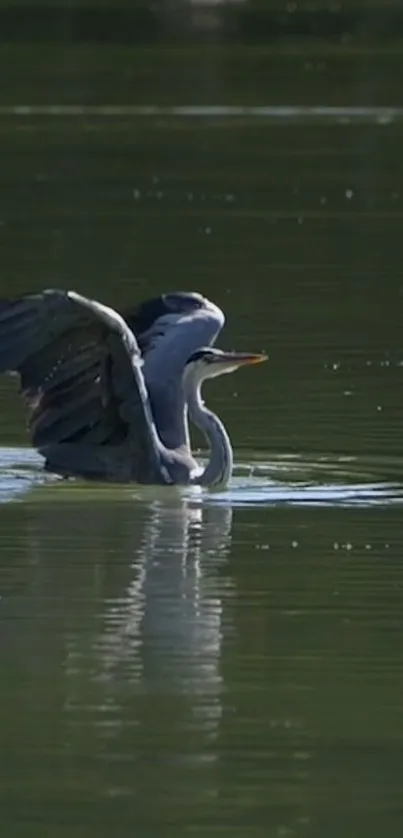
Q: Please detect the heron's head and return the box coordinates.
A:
[184,347,268,382]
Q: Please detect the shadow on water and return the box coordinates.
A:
[1,446,403,509]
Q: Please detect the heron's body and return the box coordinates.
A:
[0,289,266,487]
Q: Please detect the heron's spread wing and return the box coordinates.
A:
[0,289,161,481]
[123,291,224,359]
[122,291,225,450]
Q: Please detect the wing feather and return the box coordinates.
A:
[0,289,162,482]
[122,291,225,450]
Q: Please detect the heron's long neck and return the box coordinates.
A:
[185,378,233,487]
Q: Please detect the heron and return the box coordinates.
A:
[0,289,267,486]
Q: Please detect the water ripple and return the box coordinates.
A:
[0,447,402,509]
[204,476,403,508]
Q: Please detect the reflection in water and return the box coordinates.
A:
[1,472,403,835]
[93,498,233,741]
[0,494,235,824]
[7,495,234,803]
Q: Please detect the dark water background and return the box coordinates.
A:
[1,14,403,837]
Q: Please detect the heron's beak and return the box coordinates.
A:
[219,351,268,369]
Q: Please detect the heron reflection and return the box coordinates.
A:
[97,495,233,725]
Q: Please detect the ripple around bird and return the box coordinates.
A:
[1,446,403,509]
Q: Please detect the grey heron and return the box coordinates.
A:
[0,289,267,486]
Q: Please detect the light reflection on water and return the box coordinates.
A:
[58,497,235,783]
[92,499,232,701]
[0,484,237,820]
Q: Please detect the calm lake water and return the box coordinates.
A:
[1,43,403,837]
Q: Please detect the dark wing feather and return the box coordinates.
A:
[0,289,162,482]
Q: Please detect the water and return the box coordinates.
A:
[1,448,403,836]
[1,39,403,838]
[1,455,403,837]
